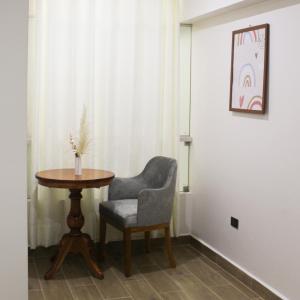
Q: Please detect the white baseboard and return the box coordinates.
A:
[191,234,288,300]
[176,233,191,237]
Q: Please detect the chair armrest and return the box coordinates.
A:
[137,186,174,227]
[108,176,147,200]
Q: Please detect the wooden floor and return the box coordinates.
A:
[29,241,263,300]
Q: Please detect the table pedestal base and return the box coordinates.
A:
[45,233,103,280]
[44,189,103,280]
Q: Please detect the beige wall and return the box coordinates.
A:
[0,1,28,299]
[187,1,300,299]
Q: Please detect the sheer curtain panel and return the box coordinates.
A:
[28,0,179,248]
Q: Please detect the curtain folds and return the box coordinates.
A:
[28,0,179,248]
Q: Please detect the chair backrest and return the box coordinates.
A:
[108,156,177,201]
[137,156,177,226]
[141,156,177,189]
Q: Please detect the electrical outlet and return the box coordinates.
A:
[231,217,239,229]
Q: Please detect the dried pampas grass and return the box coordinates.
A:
[69,106,90,157]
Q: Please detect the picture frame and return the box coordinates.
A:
[229,24,269,114]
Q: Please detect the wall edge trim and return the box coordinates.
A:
[190,234,287,300]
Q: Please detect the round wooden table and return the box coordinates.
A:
[35,169,114,280]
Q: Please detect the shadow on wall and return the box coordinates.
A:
[232,111,268,120]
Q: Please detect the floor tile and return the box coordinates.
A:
[111,259,145,282]
[185,258,228,287]
[164,264,192,277]
[43,287,73,300]
[160,290,189,300]
[198,255,259,298]
[30,244,263,300]
[217,255,252,287]
[252,280,282,300]
[29,290,44,300]
[28,256,35,263]
[172,263,222,300]
[71,285,104,300]
[173,246,200,264]
[132,252,157,267]
[32,246,57,259]
[63,256,93,287]
[180,283,221,300]
[125,279,161,299]
[139,265,180,293]
[149,249,173,268]
[92,265,129,299]
[211,285,250,300]
[219,270,259,298]
[35,258,68,290]
[169,272,201,289]
[150,244,198,268]
[28,262,41,290]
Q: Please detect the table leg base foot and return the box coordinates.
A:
[44,233,103,280]
[93,272,104,280]
[44,272,54,280]
[80,234,104,280]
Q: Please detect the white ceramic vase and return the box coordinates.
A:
[75,155,82,175]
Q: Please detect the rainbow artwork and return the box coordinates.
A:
[239,64,256,88]
[236,30,259,46]
[229,24,269,113]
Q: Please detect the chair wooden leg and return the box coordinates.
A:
[99,216,106,261]
[123,228,132,277]
[164,225,176,268]
[145,231,151,253]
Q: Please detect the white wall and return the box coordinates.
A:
[189,2,300,300]
[180,0,265,23]
[181,0,243,21]
[0,1,28,299]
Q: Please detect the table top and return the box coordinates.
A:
[36,169,115,189]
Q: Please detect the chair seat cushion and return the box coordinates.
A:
[100,199,138,227]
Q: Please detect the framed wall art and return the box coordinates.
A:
[229,24,269,114]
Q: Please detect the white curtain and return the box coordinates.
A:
[28,0,179,248]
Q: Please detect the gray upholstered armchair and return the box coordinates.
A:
[99,156,177,276]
